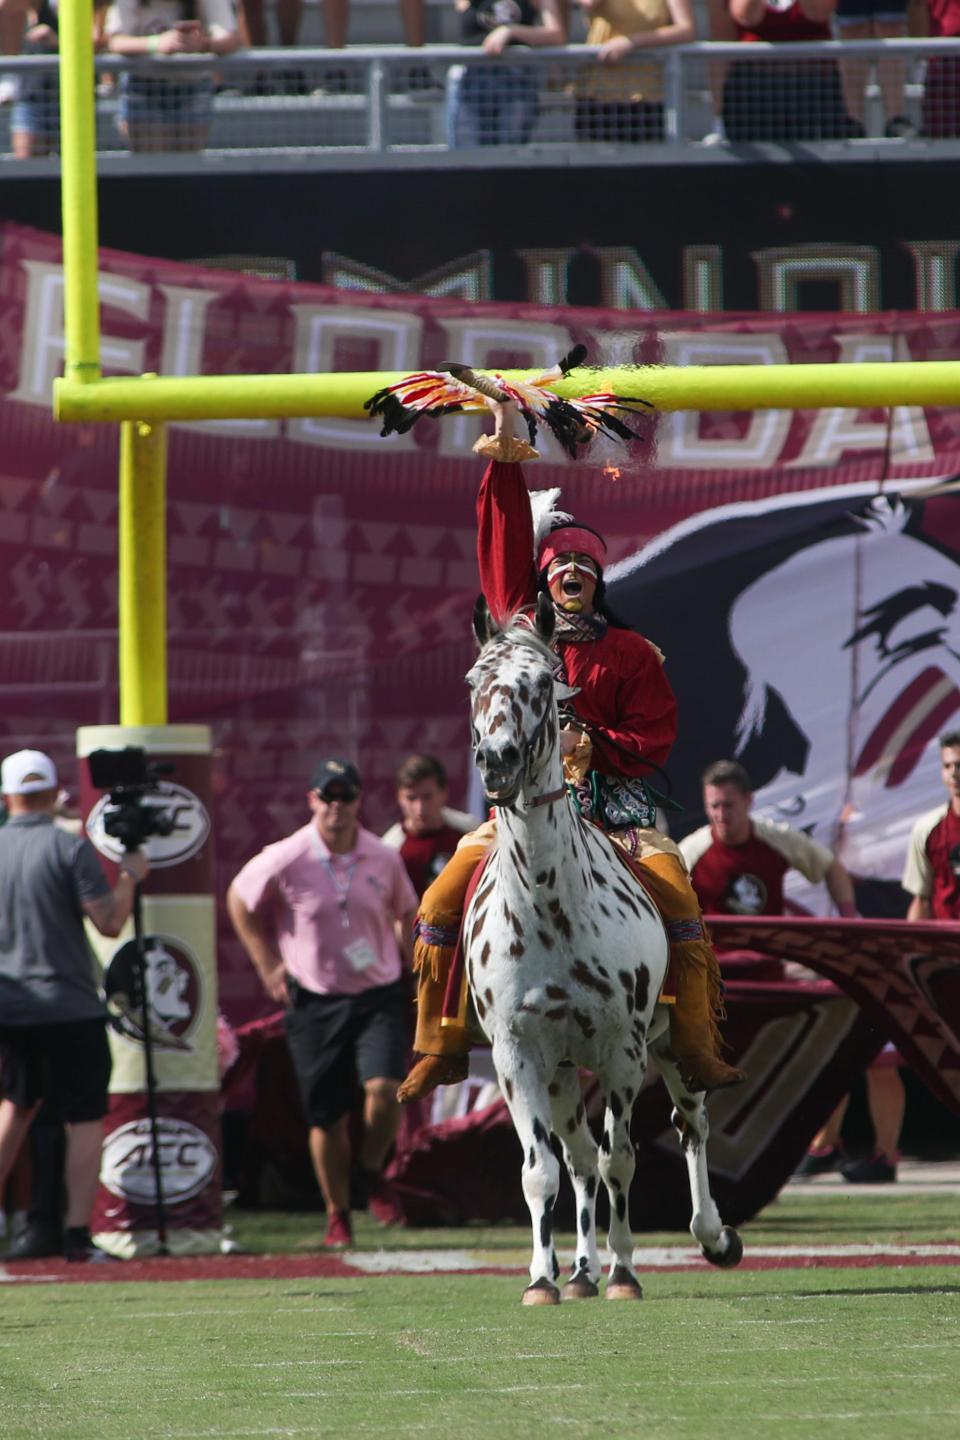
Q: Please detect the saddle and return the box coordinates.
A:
[440,834,678,1027]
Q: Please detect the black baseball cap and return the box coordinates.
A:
[310,758,362,797]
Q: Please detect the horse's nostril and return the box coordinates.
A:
[501,744,520,769]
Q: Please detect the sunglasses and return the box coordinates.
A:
[318,786,359,805]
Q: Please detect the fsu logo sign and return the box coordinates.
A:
[100,1117,218,1204]
[103,934,201,1052]
[87,781,210,868]
[609,486,960,905]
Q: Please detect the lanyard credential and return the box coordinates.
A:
[321,855,358,929]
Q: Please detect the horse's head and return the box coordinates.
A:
[467,592,564,806]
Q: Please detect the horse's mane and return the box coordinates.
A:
[496,615,556,666]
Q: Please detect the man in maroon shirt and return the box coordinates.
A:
[681,759,856,920]
[381,755,477,900]
[902,732,960,921]
[683,758,905,1184]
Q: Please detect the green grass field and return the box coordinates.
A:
[2,1191,958,1440]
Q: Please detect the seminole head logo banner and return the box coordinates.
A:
[608,485,960,905]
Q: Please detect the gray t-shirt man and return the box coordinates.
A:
[0,813,111,1025]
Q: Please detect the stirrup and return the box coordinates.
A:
[397,1053,469,1104]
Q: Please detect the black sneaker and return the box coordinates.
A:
[7,1221,61,1260]
[792,1146,844,1179]
[840,1152,897,1184]
[884,115,917,139]
[63,1226,117,1264]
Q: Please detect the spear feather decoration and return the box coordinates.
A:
[364,346,651,458]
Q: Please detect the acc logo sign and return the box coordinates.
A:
[100,1117,218,1204]
[87,781,210,868]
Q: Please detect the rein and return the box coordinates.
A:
[528,784,567,809]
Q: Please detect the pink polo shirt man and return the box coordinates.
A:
[231,822,417,997]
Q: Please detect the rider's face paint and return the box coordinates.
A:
[547,553,598,614]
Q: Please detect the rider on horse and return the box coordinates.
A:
[397,397,746,1102]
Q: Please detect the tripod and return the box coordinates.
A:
[129,872,169,1257]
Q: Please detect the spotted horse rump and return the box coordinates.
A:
[465,592,743,1304]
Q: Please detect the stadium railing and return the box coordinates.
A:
[1,40,958,168]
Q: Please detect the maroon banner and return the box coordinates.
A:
[709,916,960,1116]
[3,223,960,1025]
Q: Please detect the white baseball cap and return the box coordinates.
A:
[1,749,58,796]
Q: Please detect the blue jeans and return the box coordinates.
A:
[446,63,539,147]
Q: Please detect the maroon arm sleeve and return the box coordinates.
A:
[589,639,678,779]
[476,461,539,623]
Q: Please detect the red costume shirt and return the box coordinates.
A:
[902,803,960,919]
[476,461,677,779]
[680,818,834,916]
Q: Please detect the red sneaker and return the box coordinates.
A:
[366,1175,407,1228]
[323,1209,353,1249]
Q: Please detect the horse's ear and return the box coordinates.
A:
[535,590,555,644]
[473,594,499,648]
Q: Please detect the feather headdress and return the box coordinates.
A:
[529,488,573,561]
[364,345,651,458]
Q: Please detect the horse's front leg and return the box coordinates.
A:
[548,1066,601,1298]
[596,1056,645,1300]
[493,1038,562,1305]
[654,1043,743,1269]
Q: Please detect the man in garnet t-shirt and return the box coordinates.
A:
[380,755,477,901]
[902,733,960,920]
[682,758,907,1185]
[680,759,854,919]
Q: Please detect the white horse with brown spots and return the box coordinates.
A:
[465,593,743,1304]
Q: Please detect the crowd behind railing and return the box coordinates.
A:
[1,0,958,158]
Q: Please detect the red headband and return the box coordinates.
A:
[538,526,607,573]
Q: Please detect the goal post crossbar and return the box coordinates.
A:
[53,362,960,424]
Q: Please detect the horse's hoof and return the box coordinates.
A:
[561,1276,599,1301]
[606,1265,643,1301]
[522,1278,561,1306]
[702,1227,744,1269]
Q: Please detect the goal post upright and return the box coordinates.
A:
[59,0,172,723]
[59,0,101,386]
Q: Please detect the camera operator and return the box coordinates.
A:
[0,749,149,1262]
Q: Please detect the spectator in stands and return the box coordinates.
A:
[381,754,478,900]
[9,1,60,159]
[681,758,906,1184]
[0,0,30,105]
[227,758,418,1249]
[0,749,150,1262]
[834,0,912,137]
[706,0,859,141]
[919,0,960,137]
[249,0,430,52]
[574,0,695,143]
[447,0,566,147]
[104,0,242,153]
